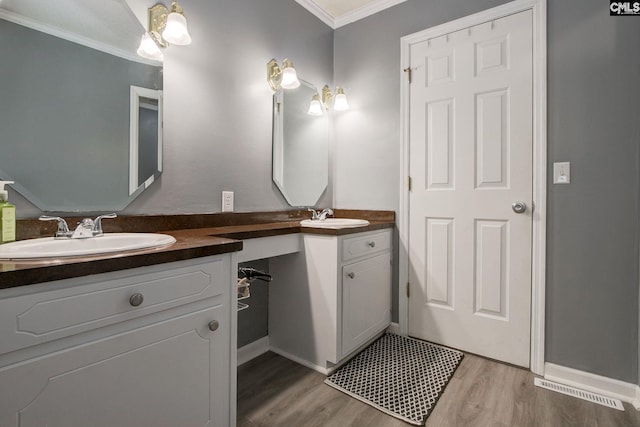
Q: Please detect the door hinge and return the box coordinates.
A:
[404,67,412,84]
[406,282,410,298]
[408,176,412,191]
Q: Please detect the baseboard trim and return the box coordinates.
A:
[269,345,330,375]
[386,322,401,335]
[545,362,640,410]
[237,336,270,367]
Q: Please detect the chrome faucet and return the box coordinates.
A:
[307,208,334,221]
[71,218,95,239]
[39,213,117,239]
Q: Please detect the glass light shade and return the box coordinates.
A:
[280,65,300,89]
[307,95,323,116]
[333,89,349,111]
[137,32,164,61]
[162,12,192,45]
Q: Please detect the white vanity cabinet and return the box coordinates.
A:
[0,254,236,427]
[269,228,392,374]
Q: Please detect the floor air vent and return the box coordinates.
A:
[534,378,625,411]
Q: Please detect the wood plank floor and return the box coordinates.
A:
[237,351,640,427]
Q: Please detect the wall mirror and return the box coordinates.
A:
[272,80,328,207]
[0,0,163,212]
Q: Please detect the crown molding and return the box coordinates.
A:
[295,0,407,29]
[295,0,336,28]
[0,9,159,65]
[334,0,407,28]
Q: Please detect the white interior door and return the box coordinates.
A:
[408,10,533,367]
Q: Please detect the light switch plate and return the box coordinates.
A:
[222,191,234,212]
[553,162,571,184]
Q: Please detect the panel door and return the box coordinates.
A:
[342,252,392,358]
[0,305,229,427]
[408,10,533,367]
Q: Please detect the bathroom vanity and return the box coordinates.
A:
[0,210,394,426]
[269,228,392,373]
[0,255,236,427]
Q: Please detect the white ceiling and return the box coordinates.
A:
[296,0,407,28]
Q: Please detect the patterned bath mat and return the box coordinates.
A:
[324,333,463,425]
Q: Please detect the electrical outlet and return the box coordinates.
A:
[553,162,571,184]
[222,191,234,212]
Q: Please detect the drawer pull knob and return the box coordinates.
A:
[208,320,220,332]
[129,293,144,307]
[368,241,376,248]
[347,272,356,279]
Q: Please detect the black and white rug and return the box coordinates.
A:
[324,333,463,425]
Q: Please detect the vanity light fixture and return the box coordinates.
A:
[307,85,349,115]
[267,59,301,91]
[333,87,349,111]
[307,94,324,116]
[137,1,192,62]
[162,1,192,45]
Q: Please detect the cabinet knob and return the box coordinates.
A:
[129,293,144,307]
[347,272,356,279]
[367,241,376,248]
[208,320,220,332]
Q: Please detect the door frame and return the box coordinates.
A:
[398,0,547,375]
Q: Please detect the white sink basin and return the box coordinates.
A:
[0,233,176,260]
[300,218,370,229]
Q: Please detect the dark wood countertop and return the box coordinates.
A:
[0,210,394,290]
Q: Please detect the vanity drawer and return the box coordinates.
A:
[0,256,229,356]
[341,229,391,262]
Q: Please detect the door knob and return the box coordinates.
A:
[512,201,527,214]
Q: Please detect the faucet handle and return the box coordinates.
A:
[93,213,117,236]
[307,208,320,220]
[39,215,71,238]
[319,208,334,221]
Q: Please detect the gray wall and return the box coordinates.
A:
[334,0,640,383]
[546,0,639,383]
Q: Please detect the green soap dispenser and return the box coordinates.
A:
[0,181,15,244]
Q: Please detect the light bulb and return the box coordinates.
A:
[137,32,164,61]
[280,59,300,89]
[333,88,349,111]
[308,94,323,115]
[162,11,192,45]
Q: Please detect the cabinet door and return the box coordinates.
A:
[0,305,229,427]
[341,252,392,358]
